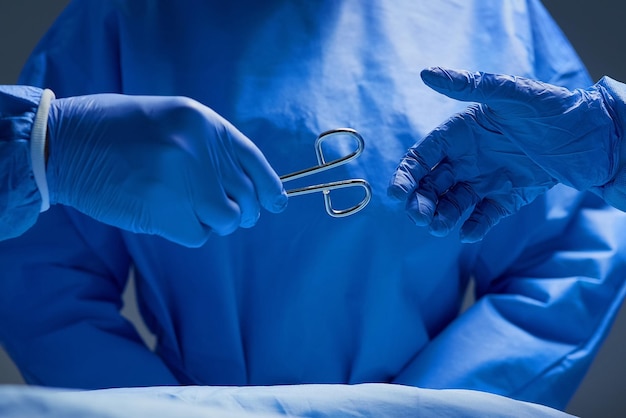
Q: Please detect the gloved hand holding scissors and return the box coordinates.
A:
[45,93,287,247]
[389,67,626,243]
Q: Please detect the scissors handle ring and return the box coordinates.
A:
[285,178,372,217]
[280,128,371,217]
[280,128,364,183]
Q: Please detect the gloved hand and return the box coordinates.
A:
[389,67,626,243]
[46,94,287,247]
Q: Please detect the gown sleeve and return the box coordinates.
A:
[0,204,180,388]
[394,187,626,410]
[0,0,180,388]
[0,85,45,239]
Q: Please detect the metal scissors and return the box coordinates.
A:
[280,128,371,217]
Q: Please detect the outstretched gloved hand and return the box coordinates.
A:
[46,94,287,247]
[388,67,626,243]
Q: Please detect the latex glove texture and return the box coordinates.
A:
[46,94,287,247]
[389,67,625,242]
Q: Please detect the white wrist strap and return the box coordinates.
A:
[31,88,55,212]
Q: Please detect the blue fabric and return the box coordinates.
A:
[0,384,575,418]
[0,85,42,239]
[2,0,626,411]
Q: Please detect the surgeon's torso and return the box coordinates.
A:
[82,0,566,385]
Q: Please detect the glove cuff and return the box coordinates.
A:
[30,88,55,212]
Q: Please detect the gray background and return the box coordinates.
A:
[0,1,625,416]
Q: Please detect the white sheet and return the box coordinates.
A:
[0,383,576,417]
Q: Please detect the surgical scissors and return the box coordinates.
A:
[280,128,372,217]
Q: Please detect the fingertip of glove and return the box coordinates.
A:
[387,184,409,201]
[428,218,454,237]
[270,192,289,213]
[459,221,485,243]
[421,67,469,93]
[241,210,261,228]
[171,227,212,248]
[421,66,445,78]
[421,67,452,88]
[407,211,432,227]
[459,234,482,244]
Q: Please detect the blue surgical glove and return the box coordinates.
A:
[46,94,287,247]
[389,67,626,243]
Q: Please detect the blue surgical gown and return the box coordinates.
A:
[2,0,626,411]
[0,86,44,238]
